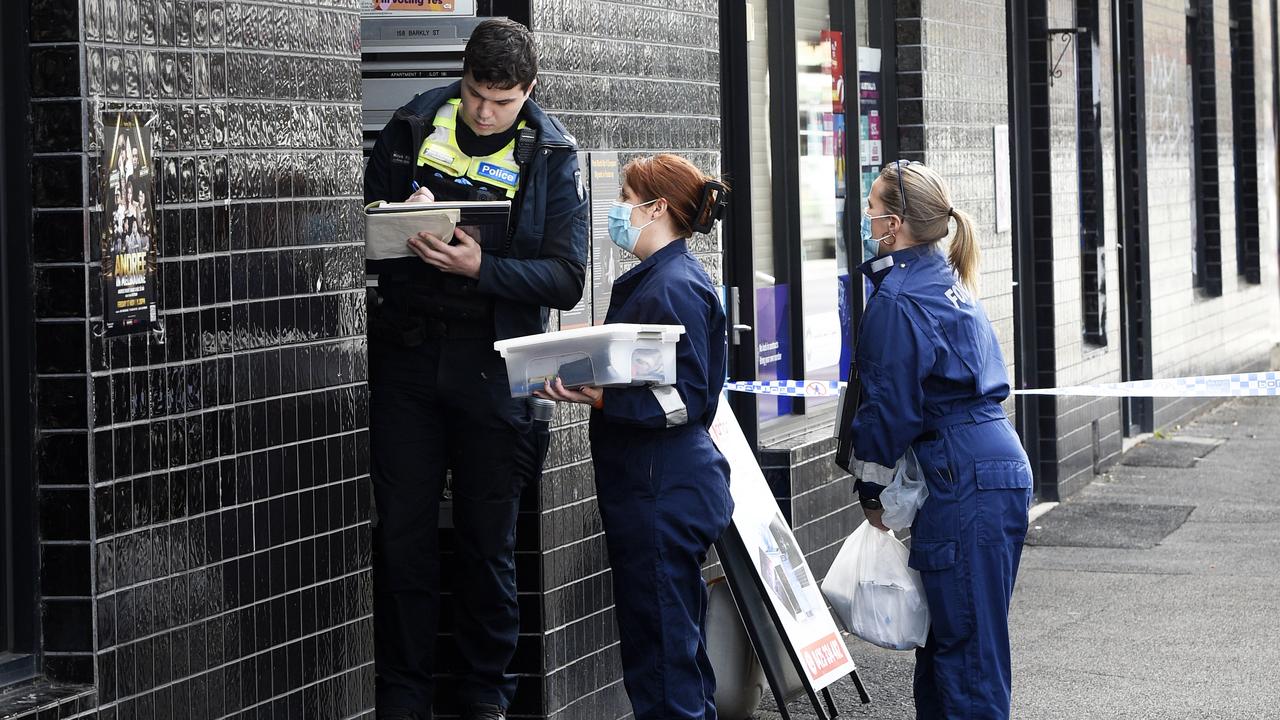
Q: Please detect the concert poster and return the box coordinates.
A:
[100,112,159,336]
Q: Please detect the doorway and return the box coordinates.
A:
[720,0,894,449]
[1,0,38,686]
[1112,0,1154,436]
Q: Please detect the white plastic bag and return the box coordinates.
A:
[821,521,930,650]
[879,447,930,531]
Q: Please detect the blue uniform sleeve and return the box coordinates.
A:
[475,149,588,311]
[854,479,888,501]
[600,281,721,429]
[850,297,939,483]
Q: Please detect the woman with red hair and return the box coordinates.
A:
[536,154,732,720]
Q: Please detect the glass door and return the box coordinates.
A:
[794,3,847,411]
[724,0,887,443]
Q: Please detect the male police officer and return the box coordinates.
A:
[363,18,588,720]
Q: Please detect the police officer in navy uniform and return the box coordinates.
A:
[362,18,588,720]
[847,160,1033,720]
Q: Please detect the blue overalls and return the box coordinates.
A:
[848,244,1033,720]
[589,239,735,720]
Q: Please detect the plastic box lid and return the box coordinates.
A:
[493,323,686,356]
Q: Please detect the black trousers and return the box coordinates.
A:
[369,334,546,717]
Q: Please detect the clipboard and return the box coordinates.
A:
[364,200,511,260]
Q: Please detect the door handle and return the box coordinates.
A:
[728,287,752,346]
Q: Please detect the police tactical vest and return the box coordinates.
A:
[417,99,524,200]
[375,99,532,331]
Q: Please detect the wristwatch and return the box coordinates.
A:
[859,495,883,511]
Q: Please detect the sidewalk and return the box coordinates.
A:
[754,396,1280,719]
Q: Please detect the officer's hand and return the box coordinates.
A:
[405,186,435,203]
[534,377,603,406]
[863,508,889,532]
[407,227,482,279]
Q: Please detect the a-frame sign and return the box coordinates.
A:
[709,401,870,719]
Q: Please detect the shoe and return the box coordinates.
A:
[462,703,507,720]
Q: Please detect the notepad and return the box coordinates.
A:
[364,200,511,260]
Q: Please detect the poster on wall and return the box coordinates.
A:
[100,112,159,337]
[589,152,622,326]
[558,151,594,330]
[755,285,792,421]
[857,46,883,230]
[825,30,847,198]
[709,400,859,691]
[822,29,845,114]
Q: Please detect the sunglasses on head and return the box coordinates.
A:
[893,159,913,217]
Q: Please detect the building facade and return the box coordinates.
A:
[1,1,1277,719]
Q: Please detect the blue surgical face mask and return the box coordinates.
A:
[860,209,892,259]
[608,199,658,254]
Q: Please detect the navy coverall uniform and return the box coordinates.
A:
[590,239,735,720]
[363,81,588,716]
[848,244,1032,720]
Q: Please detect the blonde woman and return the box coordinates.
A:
[847,160,1032,719]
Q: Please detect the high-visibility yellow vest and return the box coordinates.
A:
[417,99,524,199]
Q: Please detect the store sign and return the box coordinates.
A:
[100,112,159,337]
[369,0,475,15]
[709,400,858,691]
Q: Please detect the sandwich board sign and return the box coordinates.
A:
[709,399,868,718]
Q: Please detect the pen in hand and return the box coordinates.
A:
[406,180,434,203]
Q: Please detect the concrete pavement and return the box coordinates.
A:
[753,396,1280,719]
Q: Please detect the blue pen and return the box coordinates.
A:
[411,180,420,193]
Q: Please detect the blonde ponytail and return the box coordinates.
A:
[878,161,980,289]
[948,207,980,291]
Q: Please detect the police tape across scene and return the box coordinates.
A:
[723,371,1280,398]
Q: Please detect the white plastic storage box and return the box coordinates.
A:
[493,324,685,397]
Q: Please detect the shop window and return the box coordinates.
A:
[1188,1,1223,296]
[793,1,849,405]
[1074,5,1107,346]
[741,0,878,439]
[1229,0,1262,284]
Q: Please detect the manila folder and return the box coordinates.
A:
[365,205,460,260]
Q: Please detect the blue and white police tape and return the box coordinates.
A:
[724,380,845,398]
[724,371,1280,398]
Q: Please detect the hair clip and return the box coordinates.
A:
[691,180,729,234]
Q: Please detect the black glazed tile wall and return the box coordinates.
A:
[24,1,372,719]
